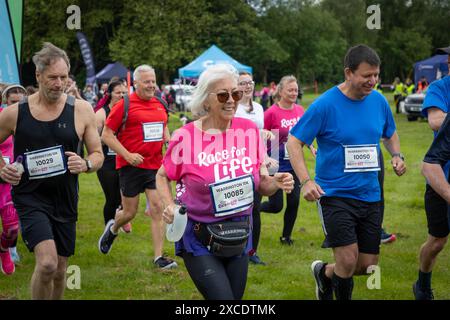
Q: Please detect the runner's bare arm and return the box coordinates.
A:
[286,135,325,201]
[156,166,176,224]
[258,172,295,196]
[101,125,144,166]
[0,104,22,184]
[0,104,18,147]
[422,162,450,203]
[427,108,446,131]
[382,131,406,176]
[77,100,104,172]
[94,108,106,136]
[164,126,171,143]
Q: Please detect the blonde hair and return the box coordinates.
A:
[273,75,297,103]
[189,64,239,118]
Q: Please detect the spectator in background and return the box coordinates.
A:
[26,86,38,96]
[98,82,109,99]
[268,81,277,106]
[417,76,429,93]
[406,78,415,95]
[392,77,406,114]
[83,84,97,107]
[260,85,269,110]
[65,75,83,100]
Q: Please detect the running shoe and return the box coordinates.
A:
[98,220,117,254]
[9,247,20,264]
[154,256,178,270]
[0,250,15,275]
[311,260,333,300]
[280,236,294,246]
[249,254,266,265]
[380,228,397,244]
[413,281,434,300]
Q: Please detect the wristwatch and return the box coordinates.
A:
[392,153,405,161]
[300,178,311,188]
[85,159,93,172]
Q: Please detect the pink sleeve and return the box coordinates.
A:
[162,129,185,181]
[264,108,272,130]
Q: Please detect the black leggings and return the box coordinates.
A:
[252,192,262,252]
[182,252,249,300]
[97,169,122,224]
[260,170,301,238]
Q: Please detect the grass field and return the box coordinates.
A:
[1,92,449,300]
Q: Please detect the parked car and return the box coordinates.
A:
[403,93,426,121]
[164,84,195,111]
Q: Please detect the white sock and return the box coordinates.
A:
[110,225,118,235]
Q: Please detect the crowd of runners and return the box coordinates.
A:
[0,42,449,300]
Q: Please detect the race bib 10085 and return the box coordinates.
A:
[209,174,255,217]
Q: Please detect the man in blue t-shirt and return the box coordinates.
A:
[287,45,406,300]
[414,46,450,300]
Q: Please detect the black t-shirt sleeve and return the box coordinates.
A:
[424,113,450,166]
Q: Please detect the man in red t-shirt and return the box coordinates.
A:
[98,64,176,269]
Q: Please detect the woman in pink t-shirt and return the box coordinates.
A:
[0,85,26,275]
[156,64,294,300]
[262,75,309,246]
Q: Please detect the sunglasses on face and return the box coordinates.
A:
[210,90,243,103]
[238,80,255,87]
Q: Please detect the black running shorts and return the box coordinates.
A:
[119,166,157,197]
[424,184,450,238]
[15,203,76,257]
[317,196,382,254]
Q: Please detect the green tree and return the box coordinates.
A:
[321,0,369,46]
[261,4,347,84]
[109,0,212,84]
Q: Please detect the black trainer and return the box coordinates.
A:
[311,260,333,300]
[98,219,118,254]
[280,236,294,245]
[413,281,434,300]
[154,256,178,270]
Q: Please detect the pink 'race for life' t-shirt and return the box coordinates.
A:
[163,117,266,223]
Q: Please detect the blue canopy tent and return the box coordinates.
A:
[95,62,129,83]
[413,54,449,86]
[178,45,252,79]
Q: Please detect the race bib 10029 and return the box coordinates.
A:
[142,122,164,142]
[24,145,67,179]
[344,144,380,172]
[209,174,255,217]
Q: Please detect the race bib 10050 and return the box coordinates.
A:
[344,144,380,172]
[209,174,255,217]
[24,145,67,179]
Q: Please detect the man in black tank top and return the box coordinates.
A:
[0,43,103,299]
